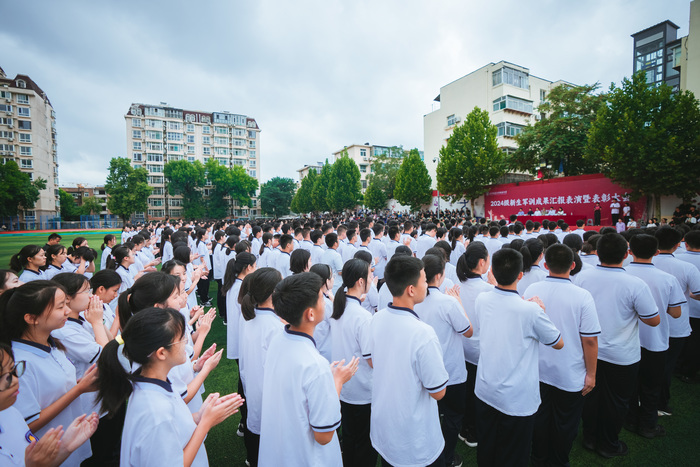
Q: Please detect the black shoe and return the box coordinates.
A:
[449,453,463,467]
[596,441,629,459]
[236,422,244,437]
[639,424,666,439]
[458,428,477,447]
[657,405,673,416]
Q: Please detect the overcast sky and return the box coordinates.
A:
[0,0,692,185]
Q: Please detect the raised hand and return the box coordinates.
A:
[61,413,99,454]
[76,364,99,394]
[25,426,62,467]
[331,356,360,387]
[527,296,546,312]
[194,343,217,371]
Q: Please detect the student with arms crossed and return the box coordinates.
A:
[524,244,600,467]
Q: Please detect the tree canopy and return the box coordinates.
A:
[0,160,46,218]
[81,195,103,216]
[205,159,258,219]
[367,146,404,200]
[436,107,506,214]
[394,149,432,212]
[104,157,151,222]
[291,169,317,214]
[328,151,363,212]
[164,159,206,219]
[311,160,332,213]
[260,177,296,217]
[363,179,387,211]
[511,83,606,176]
[586,71,700,218]
[58,189,81,221]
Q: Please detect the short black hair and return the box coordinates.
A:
[325,233,338,248]
[545,244,574,275]
[489,226,500,237]
[279,234,294,250]
[310,230,323,244]
[290,249,311,274]
[360,228,372,243]
[685,230,700,249]
[655,226,682,250]
[384,255,424,298]
[597,233,629,265]
[562,233,583,252]
[525,220,534,230]
[48,233,62,241]
[422,254,445,284]
[272,273,323,326]
[629,234,658,260]
[491,248,523,286]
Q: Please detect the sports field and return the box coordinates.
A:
[1,231,698,466]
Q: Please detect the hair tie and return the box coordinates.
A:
[115,335,124,345]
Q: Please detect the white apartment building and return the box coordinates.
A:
[296,162,323,185]
[0,66,59,221]
[423,61,573,188]
[331,144,419,192]
[124,103,261,220]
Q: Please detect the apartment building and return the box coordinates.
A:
[0,66,59,221]
[124,103,261,219]
[423,61,573,188]
[60,184,110,217]
[296,162,323,185]
[331,144,420,192]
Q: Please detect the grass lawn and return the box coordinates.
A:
[2,231,699,466]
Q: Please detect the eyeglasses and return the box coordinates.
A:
[0,361,26,391]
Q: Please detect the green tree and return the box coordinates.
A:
[291,169,317,214]
[311,160,332,213]
[328,151,363,212]
[436,107,506,214]
[511,83,606,176]
[164,160,206,219]
[0,160,46,218]
[260,177,296,217]
[104,157,151,223]
[363,179,387,211]
[395,149,432,212]
[586,71,700,218]
[204,159,259,219]
[58,189,81,221]
[81,195,102,216]
[368,146,403,199]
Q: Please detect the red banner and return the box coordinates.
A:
[484,174,646,224]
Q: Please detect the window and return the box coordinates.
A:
[145,107,165,117]
[132,130,142,139]
[167,144,182,152]
[152,187,164,195]
[249,159,256,167]
[20,159,32,168]
[202,125,210,134]
[19,146,32,156]
[232,128,246,137]
[167,155,183,162]
[202,136,211,145]
[166,132,182,141]
[24,210,36,219]
[362,180,367,189]
[186,123,195,132]
[232,149,247,156]
[133,153,143,162]
[360,165,367,173]
[133,142,142,151]
[0,131,11,138]
[19,133,31,143]
[165,109,182,119]
[233,138,246,147]
[16,80,26,89]
[169,198,182,207]
[145,142,162,151]
[447,114,457,126]
[249,150,256,158]
[0,144,14,152]
[18,120,31,130]
[215,126,228,135]
[16,95,29,104]
[145,119,161,128]
[187,135,195,144]
[145,130,162,139]
[167,121,182,130]
[17,107,30,117]
[249,170,256,177]
[148,209,165,218]
[0,117,12,126]
[132,118,142,127]
[0,91,11,99]
[540,89,546,101]
[492,95,533,113]
[0,104,12,113]
[248,130,256,138]
[203,147,211,155]
[147,164,163,173]
[214,136,228,145]
[149,198,164,206]
[232,158,245,166]
[214,147,229,155]
[147,153,163,162]
[496,122,525,137]
[249,140,256,148]
[187,156,195,162]
[492,66,529,89]
[187,146,195,154]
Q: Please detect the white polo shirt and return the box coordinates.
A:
[239,308,284,435]
[400,233,417,254]
[313,294,334,363]
[475,288,561,416]
[517,265,547,296]
[386,239,401,261]
[311,244,325,266]
[116,265,134,295]
[341,242,358,263]
[483,237,503,260]
[416,234,436,259]
[579,254,599,268]
[378,283,392,311]
[329,296,373,404]
[121,376,208,467]
[43,264,65,280]
[258,246,273,269]
[450,241,466,266]
[161,241,174,264]
[100,245,112,271]
[251,237,262,259]
[0,406,35,466]
[414,287,471,385]
[11,339,92,467]
[212,243,227,280]
[320,248,344,292]
[524,277,601,392]
[17,269,45,283]
[368,239,388,279]
[259,327,342,466]
[225,278,243,359]
[367,304,448,467]
[458,275,494,365]
[275,251,292,278]
[653,253,700,337]
[678,251,700,318]
[300,239,314,252]
[574,265,659,365]
[627,262,687,352]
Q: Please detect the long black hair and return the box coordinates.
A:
[117,272,180,329]
[223,252,256,293]
[520,238,545,273]
[9,245,43,272]
[0,280,65,343]
[332,259,369,320]
[239,268,282,321]
[456,242,488,282]
[290,249,311,274]
[105,245,131,270]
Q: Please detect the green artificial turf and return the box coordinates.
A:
[1,232,698,466]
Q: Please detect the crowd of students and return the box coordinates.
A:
[1,212,699,467]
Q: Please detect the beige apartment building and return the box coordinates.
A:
[0,66,59,221]
[124,103,261,220]
[296,162,323,185]
[423,61,573,188]
[60,184,110,217]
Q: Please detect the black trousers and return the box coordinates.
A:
[582,360,639,452]
[215,279,227,321]
[531,382,584,467]
[439,382,466,465]
[235,359,247,427]
[340,402,377,467]
[594,211,601,226]
[197,274,211,303]
[462,361,477,434]
[243,429,260,467]
[628,348,665,430]
[680,317,700,378]
[661,336,686,409]
[611,213,619,225]
[475,396,535,467]
[80,403,127,467]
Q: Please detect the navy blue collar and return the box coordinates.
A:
[15,337,57,353]
[388,303,419,319]
[658,253,675,257]
[428,286,440,291]
[346,294,362,304]
[67,317,84,325]
[630,262,654,266]
[257,307,275,313]
[49,264,62,270]
[132,374,173,392]
[23,268,41,275]
[495,286,519,294]
[546,276,571,282]
[596,264,625,271]
[284,325,316,347]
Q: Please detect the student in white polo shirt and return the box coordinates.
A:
[516,238,546,295]
[321,233,344,293]
[238,268,284,467]
[369,226,388,284]
[1,281,98,467]
[259,273,359,467]
[0,342,98,467]
[11,245,47,284]
[475,248,563,467]
[575,233,660,459]
[274,235,294,279]
[366,255,449,467]
[96,307,243,467]
[677,230,700,382]
[415,254,473,467]
[385,226,402,261]
[342,229,359,263]
[524,244,601,467]
[310,230,325,266]
[624,234,684,439]
[330,259,377,467]
[416,223,438,259]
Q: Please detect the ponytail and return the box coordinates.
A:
[101,234,116,251]
[239,268,282,321]
[331,259,368,320]
[117,272,179,329]
[106,245,131,270]
[223,252,256,293]
[520,238,544,273]
[9,245,42,272]
[456,242,488,282]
